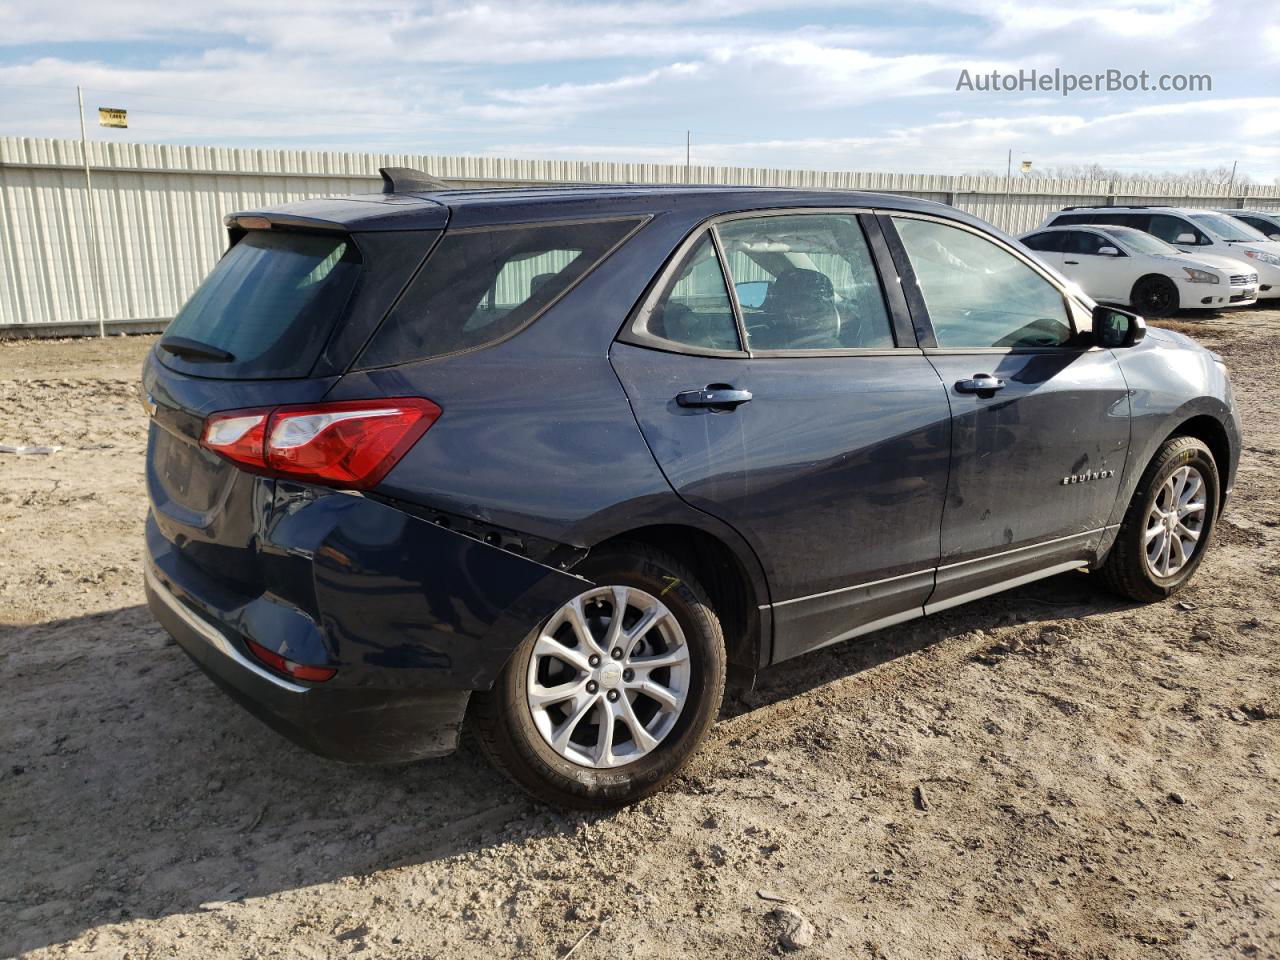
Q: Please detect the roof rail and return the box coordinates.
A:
[379,166,449,194]
[1061,204,1150,211]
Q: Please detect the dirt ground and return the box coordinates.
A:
[2,315,1277,960]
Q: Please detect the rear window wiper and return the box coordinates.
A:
[159,336,236,363]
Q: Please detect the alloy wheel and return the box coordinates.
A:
[1138,279,1175,315]
[1144,464,1207,578]
[525,585,691,769]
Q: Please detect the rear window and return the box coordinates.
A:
[356,218,643,368]
[1022,232,1065,252]
[159,231,361,380]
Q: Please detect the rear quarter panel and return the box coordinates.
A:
[326,208,771,602]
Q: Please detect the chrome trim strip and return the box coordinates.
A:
[936,528,1103,572]
[762,527,1109,611]
[144,563,308,694]
[924,560,1088,615]
[768,567,933,609]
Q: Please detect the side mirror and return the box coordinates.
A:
[1269,233,1280,241]
[1175,232,1198,245]
[1097,245,1120,257]
[1093,304,1146,348]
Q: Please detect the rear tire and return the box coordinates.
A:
[1131,275,1180,318]
[471,543,726,809]
[1098,436,1219,602]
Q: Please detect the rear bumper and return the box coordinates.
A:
[147,562,471,762]
[144,488,590,764]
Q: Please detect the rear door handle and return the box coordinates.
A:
[954,374,1006,396]
[1063,259,1080,265]
[676,385,753,408]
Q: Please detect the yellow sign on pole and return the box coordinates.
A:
[98,107,127,129]
[1020,160,1033,173]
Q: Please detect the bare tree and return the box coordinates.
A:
[968,163,1256,186]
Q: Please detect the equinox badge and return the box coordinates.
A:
[1061,469,1116,485]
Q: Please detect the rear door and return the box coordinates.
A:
[612,211,951,662]
[1020,230,1066,271]
[145,226,436,591]
[882,213,1131,611]
[1060,229,1132,303]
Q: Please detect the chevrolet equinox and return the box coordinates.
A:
[142,170,1241,808]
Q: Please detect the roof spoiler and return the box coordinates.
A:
[380,166,449,194]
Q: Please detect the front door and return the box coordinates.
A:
[884,213,1132,611]
[611,212,951,662]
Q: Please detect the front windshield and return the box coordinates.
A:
[1101,228,1177,257]
[1189,213,1270,243]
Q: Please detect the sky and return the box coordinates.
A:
[1,0,1277,181]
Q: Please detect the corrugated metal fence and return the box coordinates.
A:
[3,136,1279,330]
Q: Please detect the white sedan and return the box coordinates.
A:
[1020,224,1258,316]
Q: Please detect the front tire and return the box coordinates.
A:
[1131,275,1180,318]
[1099,435,1219,602]
[471,543,726,809]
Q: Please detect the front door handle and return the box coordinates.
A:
[1063,259,1080,265]
[676,385,753,409]
[955,374,1006,397]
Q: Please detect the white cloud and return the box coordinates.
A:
[0,0,1273,180]
[944,0,1213,45]
[1264,25,1280,62]
[488,96,1280,177]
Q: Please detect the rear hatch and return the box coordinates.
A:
[144,205,442,592]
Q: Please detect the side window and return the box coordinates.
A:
[483,250,579,320]
[892,217,1073,349]
[1022,232,1065,253]
[639,234,741,352]
[1148,214,1206,245]
[1242,216,1280,238]
[715,214,894,350]
[1065,231,1119,256]
[359,218,642,367]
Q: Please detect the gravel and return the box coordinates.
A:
[3,311,1280,958]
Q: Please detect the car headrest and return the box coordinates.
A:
[763,268,836,317]
[529,272,558,294]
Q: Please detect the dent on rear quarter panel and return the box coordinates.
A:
[266,488,591,689]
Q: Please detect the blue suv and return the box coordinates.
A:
[142,171,1240,808]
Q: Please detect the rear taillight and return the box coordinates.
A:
[244,638,337,683]
[200,397,440,490]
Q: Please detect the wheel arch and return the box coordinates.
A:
[591,523,767,688]
[1165,413,1233,497]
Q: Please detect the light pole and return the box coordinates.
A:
[77,86,106,338]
